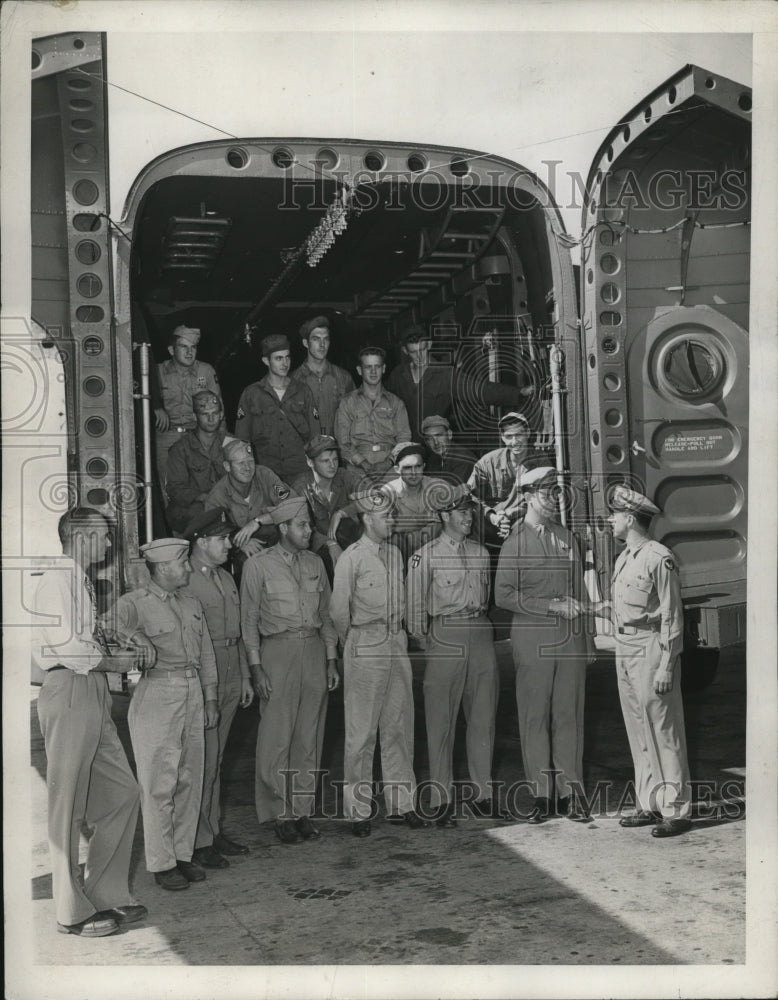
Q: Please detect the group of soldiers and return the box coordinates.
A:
[32,315,692,939]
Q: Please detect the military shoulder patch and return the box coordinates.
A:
[663,557,676,572]
[410,554,421,568]
[236,406,245,419]
[274,485,290,499]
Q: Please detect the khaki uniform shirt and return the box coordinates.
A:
[157,359,221,429]
[182,550,249,680]
[112,580,218,700]
[494,520,587,623]
[290,359,355,437]
[334,387,411,469]
[205,469,295,528]
[290,467,360,551]
[612,538,683,656]
[406,532,490,636]
[467,448,529,513]
[329,536,405,642]
[166,429,226,509]
[240,544,337,665]
[382,476,445,547]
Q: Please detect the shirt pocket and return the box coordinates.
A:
[264,578,295,608]
[142,610,177,639]
[359,569,387,609]
[620,575,653,613]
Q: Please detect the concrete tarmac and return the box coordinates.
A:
[29,643,746,967]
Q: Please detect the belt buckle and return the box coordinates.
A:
[371,444,381,451]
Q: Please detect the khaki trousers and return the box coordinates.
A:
[128,674,204,872]
[423,616,499,806]
[195,645,243,848]
[254,634,328,823]
[615,632,691,819]
[343,626,416,820]
[510,617,587,801]
[37,670,140,926]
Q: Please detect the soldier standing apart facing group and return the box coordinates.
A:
[330,491,428,837]
[406,485,505,827]
[240,497,340,845]
[607,486,692,838]
[182,509,255,867]
[155,325,222,496]
[33,508,148,937]
[495,467,594,824]
[113,538,219,891]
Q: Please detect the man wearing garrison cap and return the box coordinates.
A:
[240,496,339,844]
[381,441,447,563]
[606,485,691,838]
[235,333,320,481]
[166,390,228,533]
[495,467,595,825]
[155,325,222,497]
[421,414,477,485]
[182,509,254,868]
[290,316,356,437]
[468,411,535,544]
[112,537,219,891]
[407,484,507,826]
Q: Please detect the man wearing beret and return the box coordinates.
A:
[290,316,356,437]
[406,485,506,827]
[386,326,526,441]
[165,390,228,534]
[155,325,222,495]
[468,412,534,543]
[112,538,220,891]
[334,346,412,478]
[381,442,448,563]
[330,489,428,836]
[421,414,477,485]
[182,509,255,867]
[607,486,692,838]
[205,438,296,570]
[291,434,361,580]
[235,334,321,481]
[240,497,340,844]
[495,467,594,824]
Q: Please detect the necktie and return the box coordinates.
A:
[210,567,226,598]
[84,574,110,654]
[289,554,302,585]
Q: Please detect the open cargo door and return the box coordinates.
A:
[580,65,750,651]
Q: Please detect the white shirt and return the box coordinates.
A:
[31,557,103,674]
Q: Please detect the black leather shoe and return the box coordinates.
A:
[104,904,148,924]
[57,912,118,936]
[619,810,659,828]
[154,867,190,891]
[527,797,553,824]
[351,820,371,837]
[177,859,206,882]
[213,832,249,855]
[193,845,229,869]
[295,816,321,840]
[470,797,510,820]
[651,817,692,838]
[555,796,570,817]
[565,798,592,823]
[274,819,302,844]
[434,804,458,828]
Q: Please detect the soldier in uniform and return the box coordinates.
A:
[290,315,356,437]
[205,438,295,567]
[235,334,320,481]
[382,441,447,563]
[607,485,692,838]
[155,325,222,494]
[240,497,340,844]
[494,467,594,824]
[165,390,228,534]
[182,509,255,868]
[334,346,412,478]
[112,539,219,891]
[406,485,506,827]
[420,414,477,485]
[32,508,148,937]
[468,411,533,542]
[330,489,428,837]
